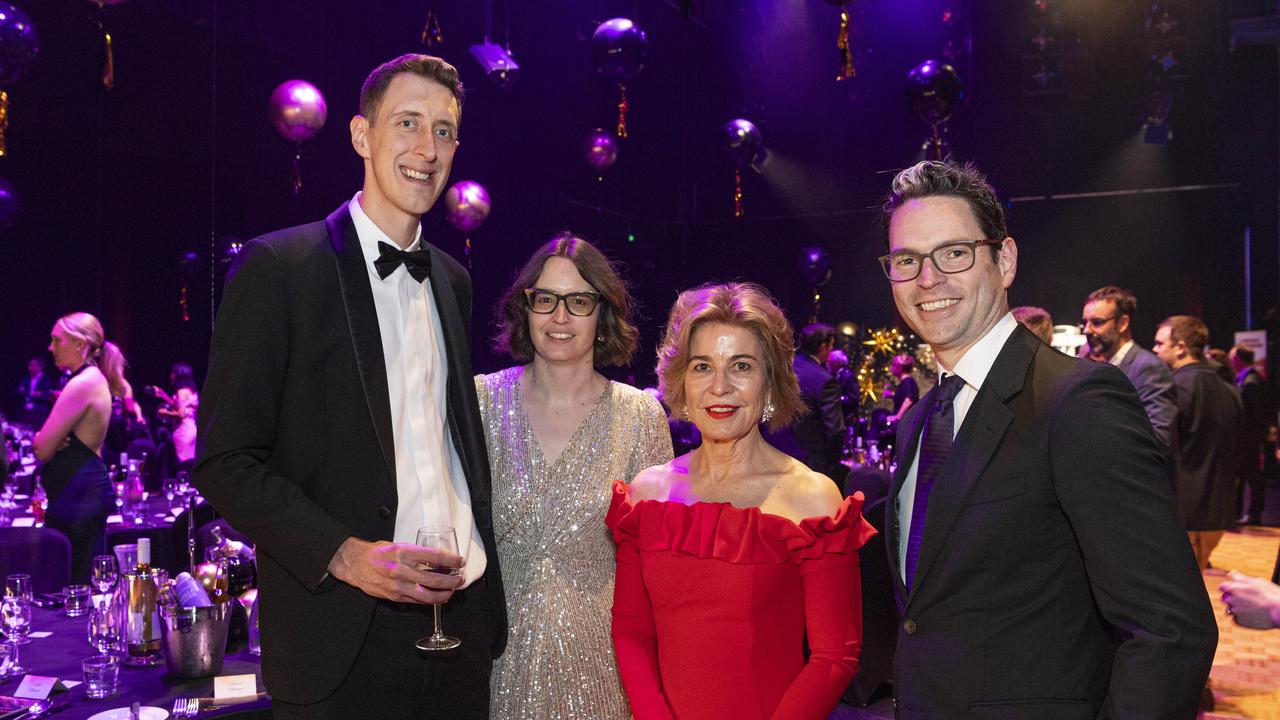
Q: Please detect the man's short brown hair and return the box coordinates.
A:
[881,160,1007,254]
[1085,286,1137,320]
[1159,315,1210,360]
[360,54,464,124]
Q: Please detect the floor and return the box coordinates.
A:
[831,526,1280,720]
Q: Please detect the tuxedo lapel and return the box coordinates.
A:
[904,326,1037,608]
[422,246,475,485]
[326,204,396,486]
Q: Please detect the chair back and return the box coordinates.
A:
[0,527,72,593]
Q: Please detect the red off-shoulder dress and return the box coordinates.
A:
[606,481,877,720]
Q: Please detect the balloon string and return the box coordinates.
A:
[464,236,472,270]
[837,8,855,81]
[733,168,744,218]
[291,145,303,195]
[0,91,9,158]
[102,31,115,89]
[421,9,443,47]
[616,83,628,138]
[180,282,190,322]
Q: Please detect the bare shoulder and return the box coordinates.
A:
[627,455,687,501]
[778,465,844,520]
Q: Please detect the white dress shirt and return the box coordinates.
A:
[897,312,1018,581]
[1108,339,1134,367]
[349,193,487,587]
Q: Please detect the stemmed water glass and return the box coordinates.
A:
[91,555,118,607]
[86,604,120,660]
[4,576,30,645]
[0,597,30,676]
[414,526,461,652]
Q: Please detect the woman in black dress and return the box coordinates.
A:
[33,312,121,582]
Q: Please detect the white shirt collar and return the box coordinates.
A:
[348,191,423,275]
[1107,339,1134,366]
[937,312,1019,392]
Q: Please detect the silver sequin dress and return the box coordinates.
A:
[475,367,674,719]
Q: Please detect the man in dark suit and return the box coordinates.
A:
[1081,286,1178,462]
[878,160,1216,719]
[1229,344,1277,524]
[12,355,57,427]
[763,322,846,483]
[195,54,505,719]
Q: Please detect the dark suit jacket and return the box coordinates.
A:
[1115,343,1178,456]
[888,325,1216,720]
[194,203,507,704]
[764,354,845,478]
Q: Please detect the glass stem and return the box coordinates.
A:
[432,603,444,639]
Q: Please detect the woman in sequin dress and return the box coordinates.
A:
[477,233,673,719]
[608,282,876,719]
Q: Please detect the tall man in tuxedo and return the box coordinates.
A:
[195,54,505,719]
[879,160,1215,719]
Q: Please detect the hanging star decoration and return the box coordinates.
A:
[862,327,903,357]
[854,327,909,406]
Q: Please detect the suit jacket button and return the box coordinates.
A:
[903,619,918,634]
[377,506,392,519]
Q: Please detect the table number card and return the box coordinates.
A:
[14,675,69,700]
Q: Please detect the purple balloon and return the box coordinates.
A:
[444,180,491,233]
[0,3,39,87]
[905,59,963,125]
[583,129,618,171]
[269,80,327,143]
[591,18,647,82]
[0,177,17,232]
[723,119,764,169]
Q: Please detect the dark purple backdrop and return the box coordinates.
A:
[2,0,1276,401]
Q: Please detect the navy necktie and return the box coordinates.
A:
[904,373,966,591]
[373,241,432,283]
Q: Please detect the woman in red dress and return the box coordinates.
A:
[608,282,877,720]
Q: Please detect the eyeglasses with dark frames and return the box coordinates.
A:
[523,288,603,317]
[878,239,1005,283]
[1078,314,1123,330]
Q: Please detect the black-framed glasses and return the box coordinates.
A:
[878,239,1004,283]
[523,288,603,317]
[1078,314,1122,330]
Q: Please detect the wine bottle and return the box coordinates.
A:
[124,538,161,664]
[173,572,212,608]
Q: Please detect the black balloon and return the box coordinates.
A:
[723,118,763,170]
[905,59,963,125]
[591,18,647,82]
[0,3,38,87]
[799,246,831,287]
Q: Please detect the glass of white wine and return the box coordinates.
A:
[414,526,461,651]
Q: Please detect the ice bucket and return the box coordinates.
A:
[158,601,231,678]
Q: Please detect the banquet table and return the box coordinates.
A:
[0,606,269,719]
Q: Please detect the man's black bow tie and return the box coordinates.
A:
[374,241,432,283]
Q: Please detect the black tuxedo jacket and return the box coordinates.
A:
[195,203,506,704]
[888,325,1215,719]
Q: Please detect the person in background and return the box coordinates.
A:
[156,362,199,470]
[13,355,58,427]
[476,233,672,718]
[1010,305,1053,345]
[826,348,861,431]
[32,312,119,583]
[886,354,919,425]
[1229,344,1277,525]
[763,322,847,485]
[1220,571,1280,630]
[1155,315,1244,570]
[609,282,876,720]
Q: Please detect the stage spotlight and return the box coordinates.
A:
[1142,88,1173,145]
[469,42,519,90]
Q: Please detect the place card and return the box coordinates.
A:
[10,517,33,528]
[213,674,258,704]
[106,514,123,524]
[14,675,68,700]
[28,631,51,639]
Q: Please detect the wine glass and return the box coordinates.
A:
[86,604,120,660]
[1,597,30,675]
[91,555,118,606]
[175,470,192,497]
[414,526,461,651]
